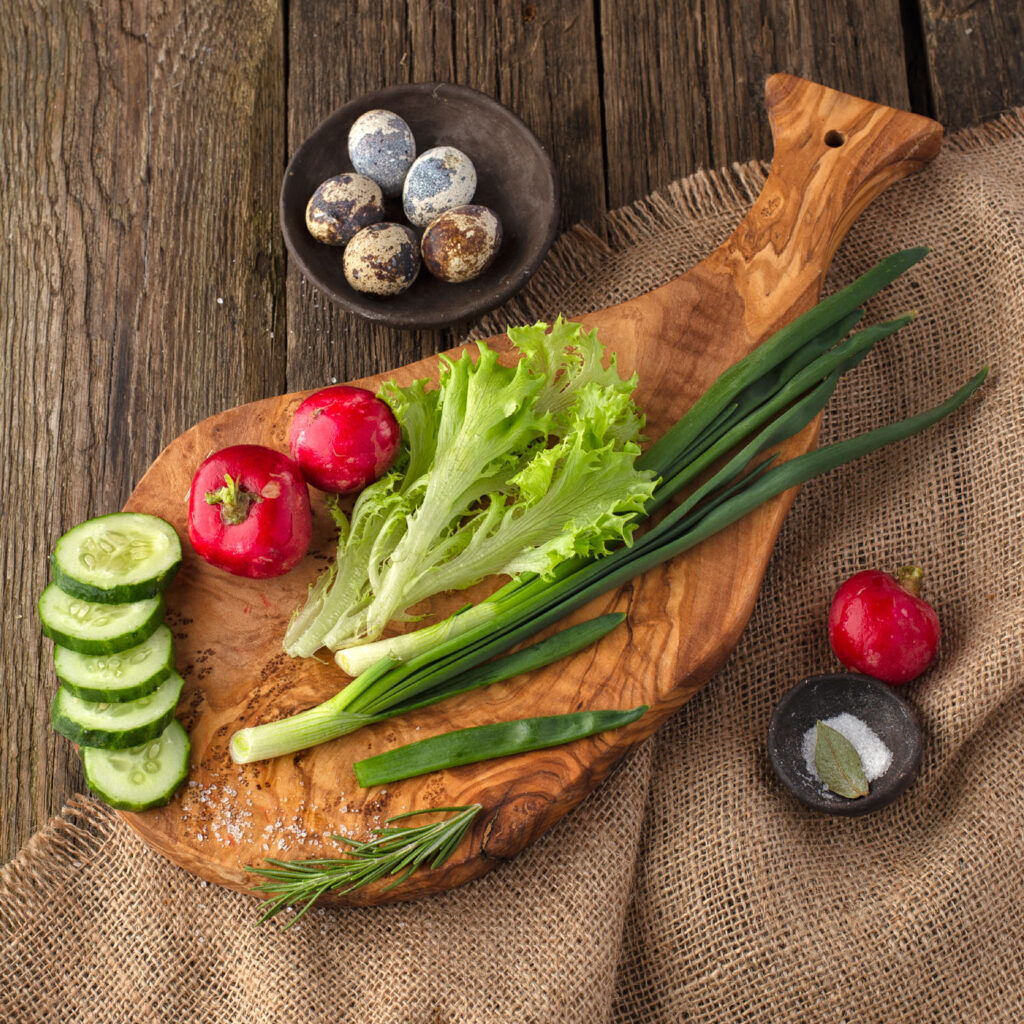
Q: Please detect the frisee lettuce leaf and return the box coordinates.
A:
[283,318,656,659]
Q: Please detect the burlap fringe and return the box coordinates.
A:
[604,159,768,249]
[471,224,615,335]
[3,104,1022,952]
[945,105,1024,152]
[471,158,770,337]
[0,796,117,935]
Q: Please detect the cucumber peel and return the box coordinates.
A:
[82,719,190,811]
[52,671,184,749]
[51,512,182,604]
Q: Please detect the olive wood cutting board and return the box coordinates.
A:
[121,75,942,904]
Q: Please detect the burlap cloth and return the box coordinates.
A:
[3,111,1023,1024]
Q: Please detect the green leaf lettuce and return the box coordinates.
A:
[284,319,655,659]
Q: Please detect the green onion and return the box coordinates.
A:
[341,368,985,723]
[353,705,647,787]
[228,658,395,764]
[230,613,626,763]
[638,246,927,480]
[382,612,626,717]
[647,312,913,511]
[338,311,910,676]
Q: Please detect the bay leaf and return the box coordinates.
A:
[814,720,869,799]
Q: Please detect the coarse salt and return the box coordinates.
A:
[802,712,893,785]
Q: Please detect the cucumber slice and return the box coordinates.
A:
[51,671,185,749]
[51,513,182,603]
[39,583,164,655]
[82,719,190,811]
[53,625,174,702]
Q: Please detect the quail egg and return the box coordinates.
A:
[305,173,384,246]
[402,146,477,228]
[421,205,503,284]
[343,222,421,296]
[347,110,417,196]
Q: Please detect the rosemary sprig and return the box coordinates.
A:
[246,803,482,927]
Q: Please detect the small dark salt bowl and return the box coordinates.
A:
[280,83,559,331]
[767,672,923,816]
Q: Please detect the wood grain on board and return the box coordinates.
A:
[119,77,942,903]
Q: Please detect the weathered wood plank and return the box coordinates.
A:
[0,0,285,862]
[284,0,605,391]
[598,0,912,207]
[916,0,1024,129]
[284,2,440,391]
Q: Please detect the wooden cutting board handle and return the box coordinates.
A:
[703,73,943,336]
[577,74,943,497]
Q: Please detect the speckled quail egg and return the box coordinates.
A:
[402,146,477,228]
[343,222,421,296]
[347,110,417,197]
[421,205,503,284]
[305,173,384,246]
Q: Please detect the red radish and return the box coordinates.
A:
[827,566,941,685]
[188,445,312,578]
[289,385,401,494]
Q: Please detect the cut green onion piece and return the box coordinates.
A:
[353,705,647,787]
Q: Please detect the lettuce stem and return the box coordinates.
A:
[336,601,505,677]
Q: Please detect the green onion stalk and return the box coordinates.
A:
[230,248,987,765]
[229,613,629,763]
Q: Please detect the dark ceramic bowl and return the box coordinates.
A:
[767,672,923,816]
[280,83,559,330]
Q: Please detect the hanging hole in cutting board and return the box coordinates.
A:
[824,130,846,147]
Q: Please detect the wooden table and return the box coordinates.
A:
[3,0,1022,863]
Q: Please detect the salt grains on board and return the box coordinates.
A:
[802,712,893,788]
